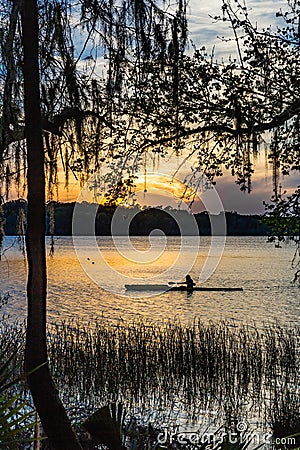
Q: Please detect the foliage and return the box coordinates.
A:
[0,393,39,449]
[263,187,300,278]
[0,0,299,209]
[2,200,271,236]
[0,326,39,448]
[0,0,188,198]
[110,0,300,198]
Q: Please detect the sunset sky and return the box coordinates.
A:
[187,0,298,213]
[60,151,299,214]
[6,0,297,214]
[58,0,299,214]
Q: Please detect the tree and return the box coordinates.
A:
[96,0,299,201]
[2,1,299,203]
[263,187,300,272]
[0,0,187,447]
[21,1,82,447]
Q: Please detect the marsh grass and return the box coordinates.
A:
[47,318,300,434]
[0,307,24,387]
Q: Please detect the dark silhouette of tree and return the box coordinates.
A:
[263,186,300,271]
[0,0,187,447]
[0,0,188,195]
[1,1,299,200]
[21,1,82,447]
[93,0,299,200]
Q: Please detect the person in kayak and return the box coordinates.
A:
[185,274,195,290]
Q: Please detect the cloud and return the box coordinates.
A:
[187,0,287,56]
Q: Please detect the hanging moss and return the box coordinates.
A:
[48,201,55,256]
[16,206,26,255]
[0,0,299,214]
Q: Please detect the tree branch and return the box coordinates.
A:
[42,107,116,136]
[141,98,300,150]
[0,107,116,150]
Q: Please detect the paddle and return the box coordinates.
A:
[168,281,195,286]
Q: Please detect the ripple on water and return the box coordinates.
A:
[0,236,299,326]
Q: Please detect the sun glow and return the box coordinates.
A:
[132,173,198,208]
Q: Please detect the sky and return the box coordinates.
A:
[187,0,287,54]
[59,0,299,214]
[184,0,298,213]
[6,0,296,214]
[60,144,299,215]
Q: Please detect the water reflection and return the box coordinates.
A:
[0,236,299,325]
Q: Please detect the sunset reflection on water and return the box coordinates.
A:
[1,236,299,326]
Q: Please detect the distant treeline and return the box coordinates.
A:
[2,200,271,236]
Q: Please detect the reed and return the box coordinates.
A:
[47,318,300,433]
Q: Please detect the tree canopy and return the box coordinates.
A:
[0,0,188,197]
[1,0,299,203]
[0,1,190,447]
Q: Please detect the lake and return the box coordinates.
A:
[1,236,299,326]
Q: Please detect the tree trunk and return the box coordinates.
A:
[22,1,82,448]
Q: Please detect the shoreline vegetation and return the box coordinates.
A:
[3,200,273,236]
[2,308,300,448]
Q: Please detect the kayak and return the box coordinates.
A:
[125,284,243,292]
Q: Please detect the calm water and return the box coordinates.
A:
[0,236,299,325]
